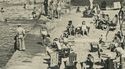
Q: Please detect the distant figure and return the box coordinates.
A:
[76,6,81,13]
[40,27,48,44]
[32,7,37,19]
[0,7,6,22]
[0,8,4,13]
[16,24,26,51]
[23,3,26,9]
[44,0,48,16]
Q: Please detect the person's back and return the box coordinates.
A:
[17,27,25,37]
[67,52,77,66]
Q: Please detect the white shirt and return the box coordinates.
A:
[17,27,25,35]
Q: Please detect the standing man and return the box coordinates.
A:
[16,24,26,51]
[44,0,48,16]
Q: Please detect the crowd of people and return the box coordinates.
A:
[12,0,125,69]
[66,20,90,37]
[93,12,118,30]
[30,0,70,20]
[43,0,71,19]
[44,20,90,69]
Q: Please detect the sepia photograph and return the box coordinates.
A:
[0,0,125,69]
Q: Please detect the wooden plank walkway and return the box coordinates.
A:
[5,24,49,69]
[25,34,46,55]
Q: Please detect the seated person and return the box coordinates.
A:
[60,33,69,46]
[66,20,75,36]
[63,31,69,38]
[83,7,88,16]
[83,6,94,17]
[98,13,105,24]
[98,14,109,30]
[85,54,94,69]
[94,15,102,28]
[75,27,82,36]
